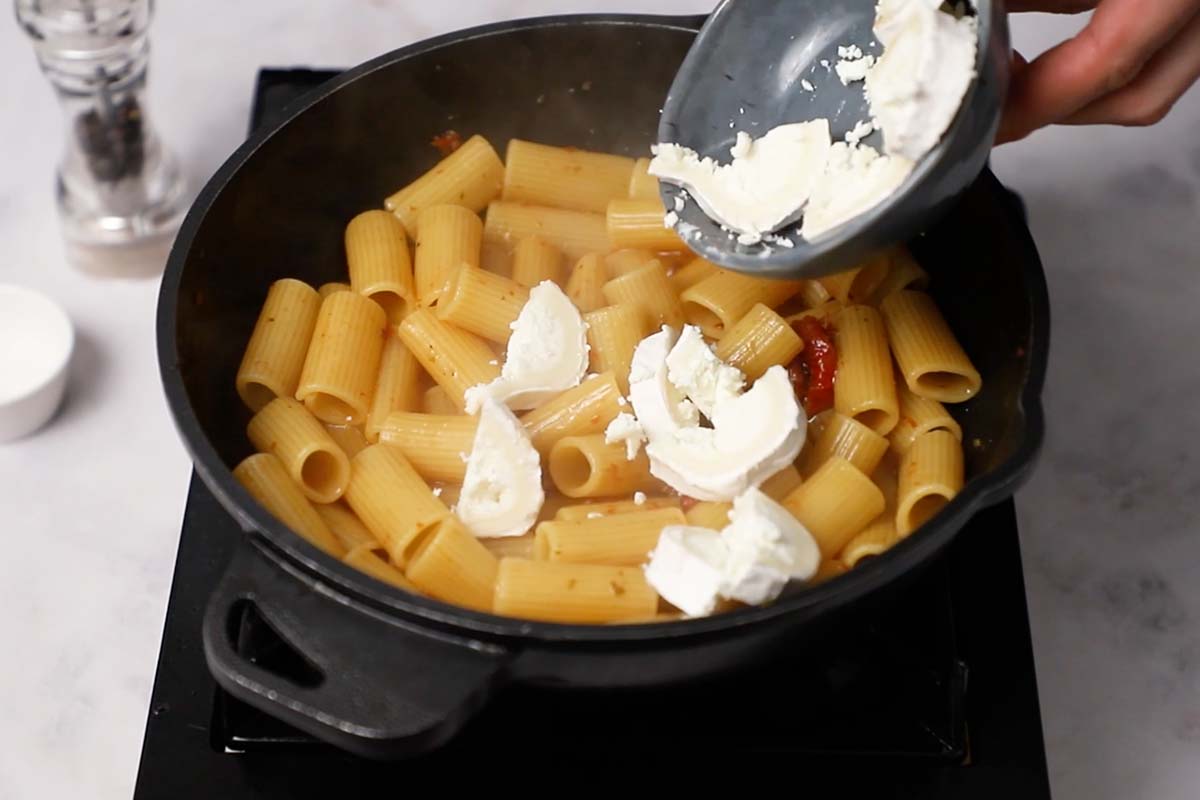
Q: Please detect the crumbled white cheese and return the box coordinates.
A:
[648,122,832,239]
[865,0,978,161]
[664,325,745,419]
[456,397,544,538]
[819,58,831,69]
[837,44,863,59]
[634,491,647,506]
[737,232,762,246]
[663,210,679,228]
[586,511,604,519]
[629,327,805,502]
[835,53,876,84]
[800,142,914,239]
[643,488,820,615]
[604,412,647,461]
[432,486,443,497]
[673,195,685,212]
[800,78,815,92]
[844,119,876,145]
[466,282,588,413]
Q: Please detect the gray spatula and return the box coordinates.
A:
[657,0,1009,278]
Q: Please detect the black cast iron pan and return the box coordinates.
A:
[156,14,1049,759]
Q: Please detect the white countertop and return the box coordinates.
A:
[1,3,1197,797]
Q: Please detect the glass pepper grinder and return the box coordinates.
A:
[15,0,187,277]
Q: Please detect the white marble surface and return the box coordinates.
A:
[0,2,1197,798]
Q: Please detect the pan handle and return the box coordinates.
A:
[202,539,512,759]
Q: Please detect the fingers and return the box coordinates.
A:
[1006,0,1099,13]
[1063,8,1200,126]
[997,0,1200,142]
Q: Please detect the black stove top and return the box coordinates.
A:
[134,70,1050,798]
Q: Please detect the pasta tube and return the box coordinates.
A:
[247,397,351,504]
[384,134,504,235]
[503,139,634,213]
[296,290,387,425]
[232,453,344,557]
[236,278,321,412]
[880,290,982,403]
[833,304,899,435]
[493,558,658,623]
[345,210,414,323]
[414,204,483,307]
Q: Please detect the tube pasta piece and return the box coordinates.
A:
[345,210,415,323]
[236,278,321,412]
[889,379,963,455]
[832,305,899,435]
[534,507,686,566]
[628,157,660,200]
[377,412,478,483]
[482,532,536,560]
[343,544,418,591]
[604,248,656,277]
[811,558,849,585]
[414,204,483,307]
[484,201,610,261]
[397,308,501,411]
[800,411,890,478]
[511,236,565,288]
[436,265,529,344]
[493,558,659,623]
[606,198,686,251]
[685,500,733,530]
[896,429,963,536]
[555,496,681,521]
[405,516,498,612]
[680,270,805,339]
[548,434,657,498]
[782,456,884,559]
[503,139,635,213]
[316,502,379,552]
[565,253,609,313]
[296,291,387,426]
[668,258,719,293]
[318,282,351,299]
[585,304,648,395]
[343,444,451,568]
[385,134,504,235]
[520,371,624,454]
[364,334,422,443]
[422,385,460,416]
[816,252,890,305]
[880,290,981,403]
[323,422,369,460]
[869,246,929,305]
[714,303,804,381]
[247,397,351,504]
[232,453,345,557]
[759,464,802,502]
[601,261,684,329]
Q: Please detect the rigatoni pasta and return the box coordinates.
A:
[896,429,964,536]
[881,290,982,403]
[585,304,647,394]
[714,303,804,380]
[601,261,684,328]
[548,434,657,497]
[484,201,610,261]
[783,457,885,559]
[384,134,504,235]
[296,290,387,425]
[343,444,450,567]
[377,412,478,483]
[627,157,660,200]
[503,139,634,213]
[405,516,498,611]
[510,236,564,288]
[345,210,414,322]
[232,453,345,557]
[236,278,321,412]
[888,379,962,455]
[521,371,623,453]
[414,204,483,307]
[397,308,501,411]
[247,397,351,504]
[534,507,686,566]
[565,253,609,312]
[680,270,804,338]
[832,305,899,435]
[364,334,422,443]
[436,265,529,343]
[493,558,658,623]
[606,198,687,251]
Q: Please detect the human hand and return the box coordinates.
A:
[997,0,1200,143]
